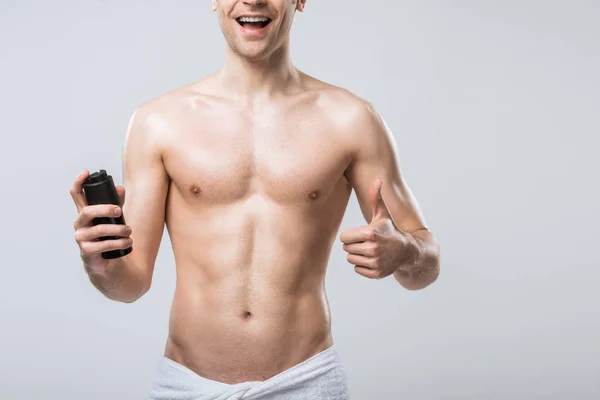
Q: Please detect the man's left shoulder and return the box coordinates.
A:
[310,81,382,132]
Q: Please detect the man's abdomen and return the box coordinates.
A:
[164,271,333,384]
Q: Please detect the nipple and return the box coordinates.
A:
[190,184,202,195]
[308,190,320,200]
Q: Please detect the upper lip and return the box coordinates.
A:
[236,14,272,19]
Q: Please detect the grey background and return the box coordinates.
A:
[1,0,598,399]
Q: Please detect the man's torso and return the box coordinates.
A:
[147,73,362,384]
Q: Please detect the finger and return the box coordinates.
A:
[346,253,375,269]
[80,237,133,257]
[115,185,126,208]
[354,265,382,279]
[70,169,90,212]
[369,178,391,222]
[73,204,122,230]
[343,242,377,257]
[340,226,376,244]
[75,224,132,243]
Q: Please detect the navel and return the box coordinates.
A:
[308,190,320,200]
[189,184,202,195]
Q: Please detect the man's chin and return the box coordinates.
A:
[232,44,273,61]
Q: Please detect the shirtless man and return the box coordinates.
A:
[70,0,440,398]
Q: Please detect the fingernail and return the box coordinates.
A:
[125,226,132,234]
[114,208,121,216]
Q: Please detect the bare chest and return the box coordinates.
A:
[162,111,351,205]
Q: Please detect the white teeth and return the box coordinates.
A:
[238,16,269,23]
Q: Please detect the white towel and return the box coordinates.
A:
[149,345,350,399]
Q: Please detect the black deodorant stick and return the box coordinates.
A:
[82,169,132,259]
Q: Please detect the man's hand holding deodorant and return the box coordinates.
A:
[71,169,133,277]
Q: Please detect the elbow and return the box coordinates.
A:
[398,231,440,291]
[404,263,439,291]
[396,253,440,291]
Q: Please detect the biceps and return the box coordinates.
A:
[123,159,169,276]
[346,127,428,232]
[121,109,169,278]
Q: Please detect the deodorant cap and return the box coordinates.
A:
[84,169,109,185]
[83,169,119,206]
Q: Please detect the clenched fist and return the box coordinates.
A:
[340,178,420,280]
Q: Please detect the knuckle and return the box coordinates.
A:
[372,268,383,279]
[95,225,109,237]
[81,207,91,219]
[368,242,378,254]
[79,241,92,255]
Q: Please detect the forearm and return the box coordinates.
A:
[394,229,440,290]
[85,256,149,303]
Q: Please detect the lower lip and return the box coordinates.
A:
[237,21,272,37]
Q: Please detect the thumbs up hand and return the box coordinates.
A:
[339,178,420,280]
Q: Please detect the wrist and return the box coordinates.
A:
[85,258,123,289]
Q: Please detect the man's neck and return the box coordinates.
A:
[217,44,302,98]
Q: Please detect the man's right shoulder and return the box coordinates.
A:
[128,78,215,136]
[134,81,200,116]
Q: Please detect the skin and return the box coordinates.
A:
[70,0,440,384]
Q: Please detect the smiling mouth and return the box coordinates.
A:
[236,16,272,29]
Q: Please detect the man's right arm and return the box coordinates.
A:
[86,104,170,303]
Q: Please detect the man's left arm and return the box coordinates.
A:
[340,100,440,290]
